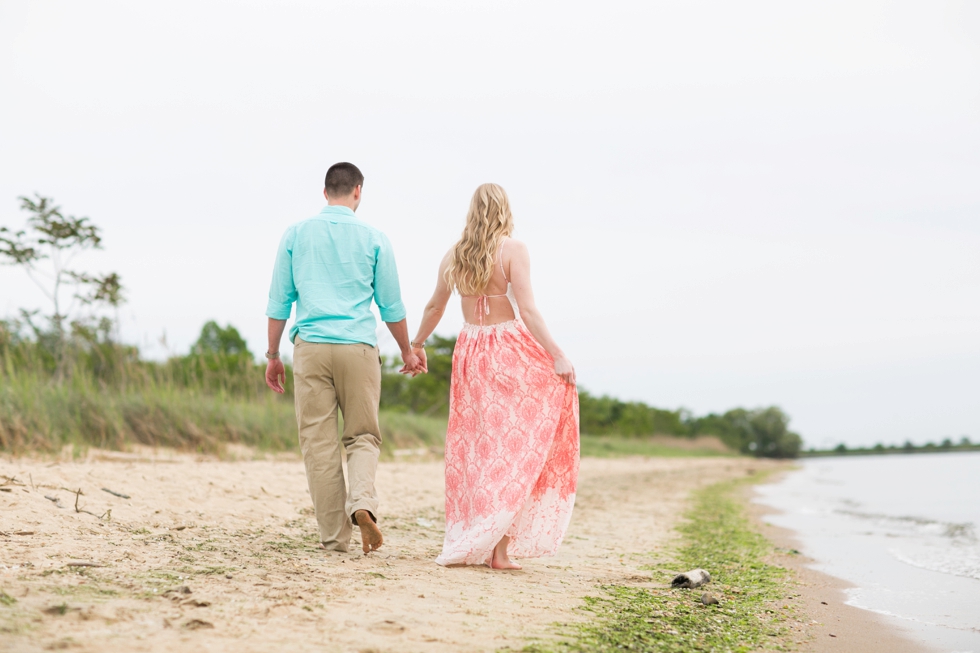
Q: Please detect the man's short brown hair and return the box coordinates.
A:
[324,162,364,197]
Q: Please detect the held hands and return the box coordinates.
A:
[413,346,428,374]
[398,348,426,377]
[265,358,286,394]
[553,352,576,385]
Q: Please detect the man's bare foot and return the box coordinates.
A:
[490,536,522,570]
[354,510,383,554]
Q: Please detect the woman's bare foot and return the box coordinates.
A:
[490,536,522,570]
[354,510,383,554]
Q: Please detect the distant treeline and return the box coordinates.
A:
[803,438,979,457]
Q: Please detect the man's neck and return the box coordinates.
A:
[327,198,358,211]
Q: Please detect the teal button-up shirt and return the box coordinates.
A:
[266,205,407,347]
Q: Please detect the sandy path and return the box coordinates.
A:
[0,452,774,652]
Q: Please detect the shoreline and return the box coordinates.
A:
[747,473,931,653]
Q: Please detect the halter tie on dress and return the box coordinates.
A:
[461,240,510,326]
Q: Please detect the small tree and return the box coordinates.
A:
[166,321,264,397]
[193,321,251,358]
[0,194,124,378]
[747,407,802,458]
[690,406,802,458]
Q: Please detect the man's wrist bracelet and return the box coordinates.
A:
[410,340,426,349]
[265,351,280,359]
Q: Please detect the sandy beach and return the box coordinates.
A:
[0,450,916,652]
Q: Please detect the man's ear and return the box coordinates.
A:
[323,188,330,201]
[353,185,362,201]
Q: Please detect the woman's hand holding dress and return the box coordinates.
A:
[553,352,576,385]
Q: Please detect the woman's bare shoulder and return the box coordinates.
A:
[436,248,453,275]
[504,238,529,256]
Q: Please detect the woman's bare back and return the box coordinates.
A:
[460,238,517,326]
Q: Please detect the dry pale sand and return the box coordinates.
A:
[0,450,787,652]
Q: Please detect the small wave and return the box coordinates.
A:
[845,589,980,634]
[835,509,976,541]
[890,547,980,582]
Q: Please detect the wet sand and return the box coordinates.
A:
[750,482,932,653]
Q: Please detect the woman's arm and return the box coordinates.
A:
[411,250,454,373]
[507,240,576,384]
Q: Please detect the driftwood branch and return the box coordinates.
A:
[72,488,108,519]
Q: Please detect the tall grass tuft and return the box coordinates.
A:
[0,325,446,457]
[0,369,298,454]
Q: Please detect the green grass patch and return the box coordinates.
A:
[579,435,735,459]
[52,584,118,598]
[0,364,448,458]
[378,412,447,457]
[528,474,793,652]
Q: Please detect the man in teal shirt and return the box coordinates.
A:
[264,162,421,554]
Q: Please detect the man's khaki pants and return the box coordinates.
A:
[293,338,382,552]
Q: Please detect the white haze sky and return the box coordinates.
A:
[1,1,978,449]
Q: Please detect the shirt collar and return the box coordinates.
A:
[318,205,357,220]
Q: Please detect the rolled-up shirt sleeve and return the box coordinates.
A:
[265,228,297,320]
[373,233,407,323]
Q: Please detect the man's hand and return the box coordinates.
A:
[265,358,286,393]
[385,319,425,376]
[398,350,423,377]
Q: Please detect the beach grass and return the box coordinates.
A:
[579,435,735,458]
[0,370,296,454]
[0,370,449,458]
[524,473,795,653]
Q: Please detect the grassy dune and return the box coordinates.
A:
[0,371,448,458]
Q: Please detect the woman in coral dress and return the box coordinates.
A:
[410,183,579,569]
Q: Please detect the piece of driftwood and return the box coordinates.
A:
[671,568,711,588]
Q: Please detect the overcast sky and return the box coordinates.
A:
[1,1,978,448]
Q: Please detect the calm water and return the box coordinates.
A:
[755,452,980,653]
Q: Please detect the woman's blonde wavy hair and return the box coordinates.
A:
[444,183,514,296]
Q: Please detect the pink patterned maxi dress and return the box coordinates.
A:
[435,281,580,566]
